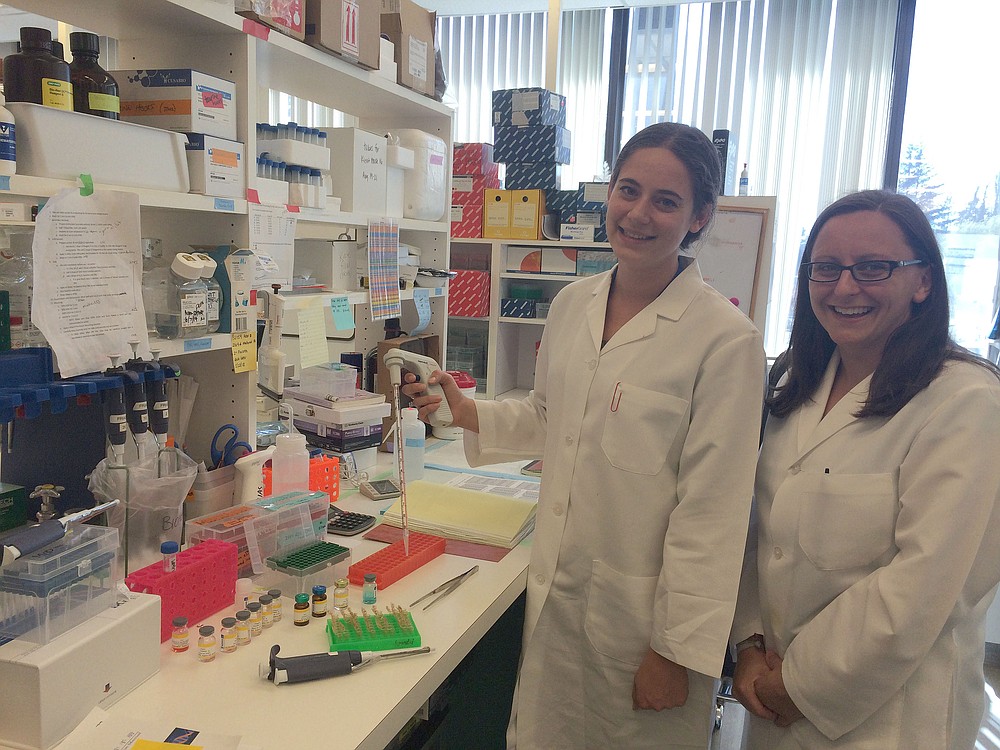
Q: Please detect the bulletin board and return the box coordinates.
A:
[690,206,770,323]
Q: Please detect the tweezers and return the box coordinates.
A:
[410,565,479,610]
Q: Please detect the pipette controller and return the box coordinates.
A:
[0,499,120,568]
[260,643,432,685]
[382,348,453,427]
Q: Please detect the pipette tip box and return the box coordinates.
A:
[326,610,421,652]
[347,532,446,589]
[265,540,351,597]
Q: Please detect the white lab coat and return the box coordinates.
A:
[465,260,765,749]
[733,352,1000,749]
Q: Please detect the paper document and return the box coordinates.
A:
[62,707,260,749]
[445,472,540,501]
[383,478,537,548]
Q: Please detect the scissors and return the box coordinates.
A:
[211,423,254,468]
[409,566,479,610]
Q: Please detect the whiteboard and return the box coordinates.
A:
[688,207,768,321]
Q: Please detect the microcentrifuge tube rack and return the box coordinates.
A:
[326,606,421,652]
[347,532,446,589]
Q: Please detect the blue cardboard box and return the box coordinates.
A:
[545,189,579,222]
[577,250,617,276]
[506,162,563,191]
[577,181,609,211]
[494,125,571,165]
[492,87,566,127]
[500,298,538,318]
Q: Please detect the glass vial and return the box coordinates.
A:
[235,610,251,646]
[311,585,327,617]
[2,27,72,110]
[197,625,217,662]
[362,573,377,605]
[268,589,283,623]
[160,540,178,572]
[171,616,189,653]
[293,593,310,626]
[0,91,15,176]
[220,617,237,653]
[247,601,263,637]
[333,578,349,612]
[68,31,119,119]
[259,594,274,628]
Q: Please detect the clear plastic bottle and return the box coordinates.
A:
[0,230,46,349]
[192,252,222,333]
[2,27,72,111]
[141,238,164,333]
[395,407,425,481]
[153,253,208,340]
[0,90,15,176]
[739,163,749,196]
[160,540,178,572]
[271,432,309,496]
[68,31,119,119]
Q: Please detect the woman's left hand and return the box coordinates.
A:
[632,648,689,710]
[754,652,804,727]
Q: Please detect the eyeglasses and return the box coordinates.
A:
[802,259,927,283]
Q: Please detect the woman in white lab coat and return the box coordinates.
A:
[732,190,1000,749]
[405,122,765,749]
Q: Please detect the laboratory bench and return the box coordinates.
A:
[4,439,533,750]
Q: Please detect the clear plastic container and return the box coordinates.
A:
[270,433,310,497]
[0,230,47,349]
[152,253,208,340]
[192,252,222,333]
[396,407,425,481]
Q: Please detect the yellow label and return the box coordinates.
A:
[88,92,121,114]
[41,78,73,111]
[231,329,257,373]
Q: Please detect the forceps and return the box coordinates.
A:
[410,566,479,610]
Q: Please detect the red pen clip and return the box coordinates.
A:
[610,382,622,412]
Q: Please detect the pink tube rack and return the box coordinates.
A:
[348,532,446,590]
[124,539,238,642]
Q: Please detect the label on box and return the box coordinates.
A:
[453,176,473,193]
[561,223,594,242]
[342,0,360,56]
[582,182,608,203]
[408,35,428,82]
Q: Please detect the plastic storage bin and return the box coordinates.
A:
[0,525,119,645]
[299,363,358,398]
[393,128,447,221]
[265,540,351,597]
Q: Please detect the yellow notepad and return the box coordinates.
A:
[383,480,536,548]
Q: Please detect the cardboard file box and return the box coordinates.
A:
[494,125,571,165]
[323,127,387,213]
[506,162,562,191]
[453,142,497,175]
[483,188,511,239]
[379,0,436,97]
[448,270,490,317]
[236,0,306,40]
[306,0,381,69]
[451,203,484,238]
[500,298,538,318]
[542,247,577,275]
[492,87,567,127]
[509,189,545,240]
[505,246,541,273]
[185,133,245,199]
[113,68,237,141]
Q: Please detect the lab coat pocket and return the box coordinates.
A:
[600,383,687,475]
[584,559,657,666]
[798,472,898,570]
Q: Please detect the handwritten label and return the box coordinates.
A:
[231,330,257,373]
[214,198,236,212]
[330,295,355,331]
[297,306,328,369]
[183,337,212,352]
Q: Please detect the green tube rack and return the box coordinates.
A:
[326,608,421,652]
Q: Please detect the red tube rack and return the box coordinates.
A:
[348,532,446,590]
[262,454,340,499]
[124,539,238,642]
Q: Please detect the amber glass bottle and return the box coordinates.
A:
[68,32,119,119]
[3,27,72,110]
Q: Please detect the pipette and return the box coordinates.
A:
[102,355,127,465]
[382,348,453,427]
[0,499,120,569]
[260,643,432,685]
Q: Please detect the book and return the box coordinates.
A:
[286,386,385,407]
[520,459,543,477]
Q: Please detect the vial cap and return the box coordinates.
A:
[192,252,218,277]
[247,601,262,611]
[268,589,282,598]
[172,616,188,627]
[335,578,348,588]
[312,585,326,595]
[259,594,272,604]
[235,610,251,620]
[276,432,307,451]
[199,625,215,636]
[69,31,100,55]
[402,406,420,425]
[221,617,236,627]
[170,252,206,280]
[160,540,179,554]
[295,593,310,603]
[364,573,376,583]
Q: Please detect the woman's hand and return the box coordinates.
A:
[401,369,480,433]
[733,647,778,721]
[754,651,803,727]
[632,649,689,710]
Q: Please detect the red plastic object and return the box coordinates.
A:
[124,539,238,642]
[348,532,446,590]
[262,454,340,499]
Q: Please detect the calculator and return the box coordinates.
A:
[327,506,377,536]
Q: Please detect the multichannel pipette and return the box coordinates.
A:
[0,499,120,569]
[260,643,432,685]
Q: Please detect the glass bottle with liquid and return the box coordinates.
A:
[192,252,222,333]
[2,27,72,110]
[68,32,119,119]
[0,230,47,349]
[197,625,217,662]
[152,253,208,340]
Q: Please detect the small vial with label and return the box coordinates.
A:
[333,578,349,613]
[247,601,263,637]
[259,594,274,628]
[268,589,283,622]
[171,616,189,653]
[294,593,311,626]
[362,574,377,605]
[235,610,251,646]
[197,625,217,662]
[311,585,328,617]
[161,540,178,572]
[220,617,237,653]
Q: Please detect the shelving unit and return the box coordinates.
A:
[0,0,454,464]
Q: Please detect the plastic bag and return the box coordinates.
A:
[88,448,197,573]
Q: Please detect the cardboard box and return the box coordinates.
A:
[577,181,609,211]
[500,298,537,318]
[0,482,27,533]
[236,0,306,40]
[542,246,577,275]
[0,203,33,222]
[545,188,579,223]
[483,188,511,239]
[323,127,387,213]
[306,0,381,68]
[494,125,571,165]
[451,173,501,205]
[451,202,483,238]
[453,142,497,175]
[447,270,490,318]
[506,162,562,191]
[185,133,245,199]
[560,223,594,242]
[509,189,545,240]
[379,0,436,97]
[113,69,237,141]
[505,246,541,273]
[492,87,566,127]
[577,249,617,276]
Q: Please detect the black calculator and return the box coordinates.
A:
[327,505,377,536]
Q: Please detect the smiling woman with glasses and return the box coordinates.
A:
[732,189,1000,749]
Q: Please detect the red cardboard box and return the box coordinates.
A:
[448,269,490,317]
[453,142,497,175]
[451,173,501,205]
[451,203,484,238]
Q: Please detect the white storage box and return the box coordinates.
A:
[258,137,331,171]
[112,68,237,141]
[294,238,360,291]
[251,176,290,205]
[394,128,447,221]
[323,127,387,213]
[7,102,190,193]
[186,133,245,199]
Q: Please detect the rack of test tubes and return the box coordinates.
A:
[326,604,421,652]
